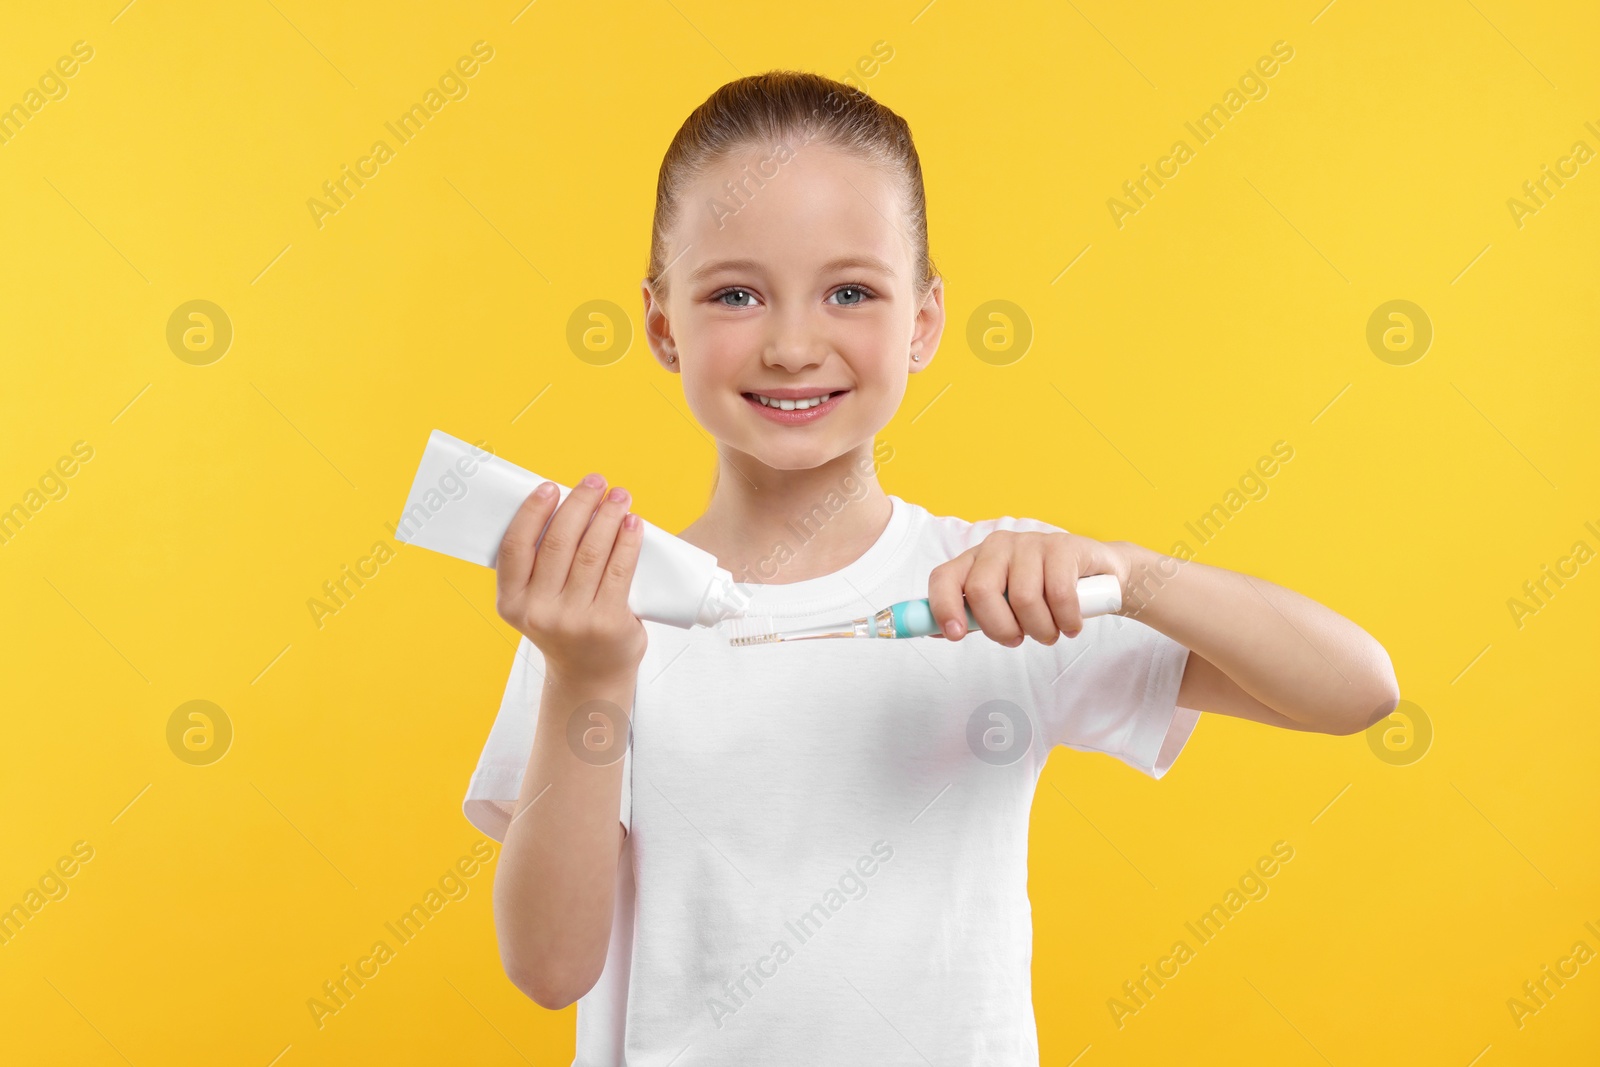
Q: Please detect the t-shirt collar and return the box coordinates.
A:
[733,494,917,617]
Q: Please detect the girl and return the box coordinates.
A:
[465,71,1397,1065]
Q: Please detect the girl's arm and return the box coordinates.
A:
[494,665,634,1009]
[491,475,648,1009]
[1114,541,1400,735]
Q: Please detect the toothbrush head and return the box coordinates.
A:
[724,614,781,647]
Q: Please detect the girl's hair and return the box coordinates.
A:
[646,70,938,303]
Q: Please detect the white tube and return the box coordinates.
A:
[393,430,752,629]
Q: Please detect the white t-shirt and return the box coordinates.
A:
[465,494,1199,1066]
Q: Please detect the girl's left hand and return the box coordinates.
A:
[927,532,1137,646]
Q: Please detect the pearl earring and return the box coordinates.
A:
[911,351,920,362]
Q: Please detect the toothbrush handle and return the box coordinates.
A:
[889,574,1123,638]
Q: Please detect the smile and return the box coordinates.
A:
[742,390,848,423]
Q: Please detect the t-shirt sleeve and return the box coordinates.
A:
[1023,610,1200,780]
[462,635,632,841]
[948,512,1200,779]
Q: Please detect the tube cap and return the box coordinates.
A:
[696,572,755,627]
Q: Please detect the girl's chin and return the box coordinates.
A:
[730,435,879,473]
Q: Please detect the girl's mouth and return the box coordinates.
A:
[741,390,848,424]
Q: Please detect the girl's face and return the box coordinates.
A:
[642,140,945,474]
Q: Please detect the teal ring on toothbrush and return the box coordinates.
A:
[889,596,983,638]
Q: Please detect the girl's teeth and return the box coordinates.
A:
[755,393,833,410]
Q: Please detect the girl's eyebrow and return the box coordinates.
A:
[821,254,896,276]
[688,254,897,282]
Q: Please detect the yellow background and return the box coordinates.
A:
[2,0,1596,1063]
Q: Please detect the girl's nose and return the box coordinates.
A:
[762,311,827,371]
[762,341,825,372]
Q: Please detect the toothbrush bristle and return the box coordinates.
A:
[725,615,779,647]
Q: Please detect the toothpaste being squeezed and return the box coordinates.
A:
[394,429,751,629]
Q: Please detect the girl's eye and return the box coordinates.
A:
[713,288,758,308]
[829,285,874,306]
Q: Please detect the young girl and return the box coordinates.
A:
[464,71,1397,1065]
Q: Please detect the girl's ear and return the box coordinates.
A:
[641,279,680,371]
[909,276,946,373]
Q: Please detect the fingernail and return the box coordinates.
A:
[944,620,963,639]
[623,512,640,530]
[535,481,556,497]
[581,472,605,488]
[608,486,629,504]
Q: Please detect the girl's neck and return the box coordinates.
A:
[676,446,892,587]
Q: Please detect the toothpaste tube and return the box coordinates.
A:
[393,429,751,629]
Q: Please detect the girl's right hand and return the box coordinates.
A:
[495,473,648,682]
